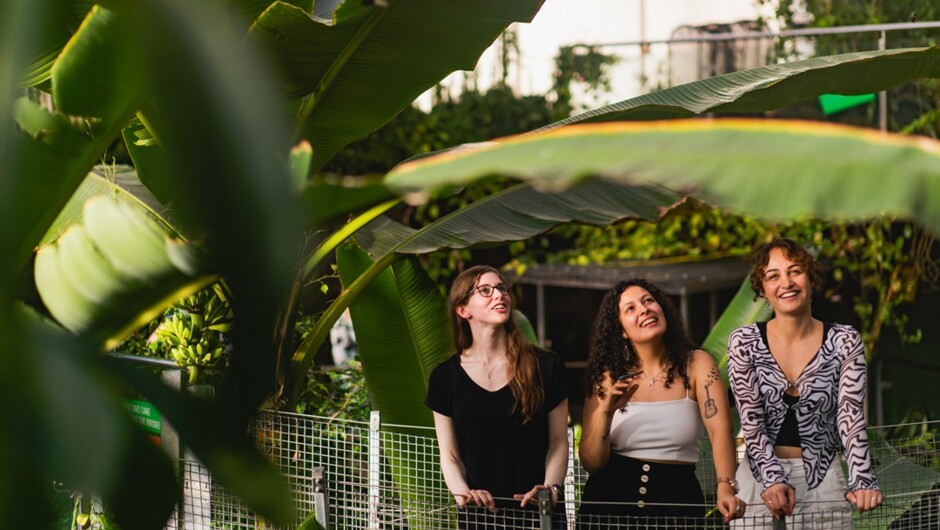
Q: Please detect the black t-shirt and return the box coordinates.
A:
[425,349,568,498]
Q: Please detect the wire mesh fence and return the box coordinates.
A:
[169,412,940,530]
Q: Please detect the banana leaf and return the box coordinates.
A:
[7,5,144,278]
[41,164,181,246]
[7,1,302,523]
[337,242,452,429]
[384,120,940,237]
[536,47,940,130]
[20,306,179,530]
[249,0,545,174]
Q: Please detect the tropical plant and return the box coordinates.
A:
[5,0,545,527]
[760,0,940,136]
[11,1,940,525]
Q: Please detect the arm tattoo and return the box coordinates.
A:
[703,365,720,419]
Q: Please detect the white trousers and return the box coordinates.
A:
[731,456,853,530]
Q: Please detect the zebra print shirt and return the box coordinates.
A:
[728,323,879,492]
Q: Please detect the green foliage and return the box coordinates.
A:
[325,86,556,176]
[885,410,940,472]
[761,0,940,137]
[295,361,370,422]
[505,206,936,360]
[551,45,620,117]
[385,119,940,363]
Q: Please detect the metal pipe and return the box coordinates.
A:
[313,466,331,530]
[369,411,381,530]
[570,20,940,48]
[108,351,181,369]
[879,31,888,132]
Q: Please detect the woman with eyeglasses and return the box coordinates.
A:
[426,265,569,527]
[729,239,881,529]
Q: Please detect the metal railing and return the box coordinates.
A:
[171,410,940,530]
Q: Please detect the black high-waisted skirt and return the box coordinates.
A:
[578,454,704,529]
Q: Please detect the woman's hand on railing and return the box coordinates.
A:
[845,488,883,513]
[455,489,496,513]
[513,484,559,507]
[760,483,795,518]
[717,493,747,522]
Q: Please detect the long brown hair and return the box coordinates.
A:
[449,265,543,423]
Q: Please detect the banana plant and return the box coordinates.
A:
[5,0,550,526]
[700,279,773,381]
[285,46,940,399]
[383,120,940,235]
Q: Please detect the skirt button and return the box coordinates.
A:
[637,500,646,508]
[642,464,651,472]
[639,487,647,495]
[640,475,649,483]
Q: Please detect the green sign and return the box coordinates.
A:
[125,399,161,435]
[818,93,875,116]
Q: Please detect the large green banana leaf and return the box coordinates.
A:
[358,179,681,256]
[4,1,300,524]
[8,5,143,278]
[22,307,179,530]
[41,164,180,246]
[249,0,545,173]
[384,120,940,236]
[536,47,940,129]
[336,242,452,428]
[129,0,303,425]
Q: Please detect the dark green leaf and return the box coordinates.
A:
[250,0,544,173]
[112,361,296,524]
[132,0,302,419]
[337,242,451,428]
[299,179,396,228]
[538,47,940,129]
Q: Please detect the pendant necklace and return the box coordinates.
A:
[476,352,505,381]
[647,365,668,387]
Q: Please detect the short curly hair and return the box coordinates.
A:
[585,278,694,396]
[749,238,823,300]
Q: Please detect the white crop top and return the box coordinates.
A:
[609,397,704,463]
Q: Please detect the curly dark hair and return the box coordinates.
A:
[585,278,695,396]
[749,238,823,301]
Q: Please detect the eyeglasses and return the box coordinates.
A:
[466,283,512,299]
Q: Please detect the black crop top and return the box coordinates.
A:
[775,393,801,447]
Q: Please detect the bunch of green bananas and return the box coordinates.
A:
[156,315,225,384]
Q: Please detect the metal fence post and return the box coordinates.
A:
[313,466,330,530]
[538,489,553,530]
[773,515,787,530]
[369,410,381,530]
[161,369,184,530]
[565,427,575,530]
